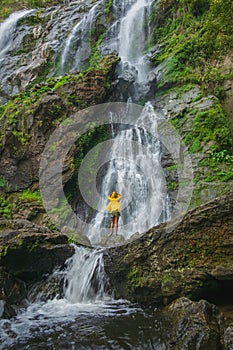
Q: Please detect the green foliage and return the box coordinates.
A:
[153,0,233,89]
[0,195,12,218]
[19,189,42,203]
[89,33,107,68]
[106,0,113,18]
[0,0,61,21]
[183,101,232,152]
[65,124,110,203]
[210,150,233,164]
[203,171,233,182]
[200,0,233,57]
[189,139,201,153]
[0,176,7,188]
[128,266,145,289]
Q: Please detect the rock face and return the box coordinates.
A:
[163,297,222,350]
[0,219,74,318]
[104,191,233,305]
[0,55,119,193]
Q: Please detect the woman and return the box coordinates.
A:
[105,191,122,235]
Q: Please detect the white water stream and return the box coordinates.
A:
[0,246,139,349]
[0,10,34,58]
[86,0,170,244]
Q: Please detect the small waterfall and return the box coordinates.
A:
[59,0,104,74]
[119,0,150,82]
[0,10,34,58]
[0,245,140,348]
[64,246,111,303]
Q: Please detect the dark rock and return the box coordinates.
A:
[0,219,75,318]
[223,325,233,349]
[104,191,233,304]
[0,267,27,318]
[27,272,66,302]
[0,54,119,195]
[0,219,75,281]
[164,297,221,350]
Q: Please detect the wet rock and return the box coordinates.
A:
[98,233,125,247]
[223,325,233,349]
[0,54,119,195]
[104,191,233,304]
[62,225,92,247]
[164,297,221,350]
[0,267,27,318]
[0,219,75,281]
[27,272,66,302]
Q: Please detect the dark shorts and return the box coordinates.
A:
[111,210,120,218]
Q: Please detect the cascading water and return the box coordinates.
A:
[0,246,141,348]
[64,246,111,303]
[0,10,34,58]
[59,0,104,74]
[86,0,170,244]
[88,103,169,244]
[118,0,152,82]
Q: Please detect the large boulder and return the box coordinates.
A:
[163,297,221,350]
[0,219,74,281]
[104,191,233,305]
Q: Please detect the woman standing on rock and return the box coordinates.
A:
[105,191,122,235]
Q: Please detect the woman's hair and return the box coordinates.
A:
[111,191,118,198]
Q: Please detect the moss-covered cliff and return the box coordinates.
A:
[0,0,232,238]
[149,0,233,205]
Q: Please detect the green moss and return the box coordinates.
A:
[19,189,42,203]
[0,0,61,22]
[106,0,113,20]
[153,0,233,92]
[167,181,178,191]
[0,176,8,189]
[162,273,175,284]
[189,138,201,153]
[89,33,107,68]
[0,195,12,219]
[184,101,232,152]
[64,123,110,204]
[27,239,40,252]
[127,266,146,290]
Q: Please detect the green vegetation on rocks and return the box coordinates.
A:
[0,0,61,22]
[151,0,233,202]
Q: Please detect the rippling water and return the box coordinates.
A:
[0,299,168,349]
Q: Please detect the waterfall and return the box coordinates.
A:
[0,245,140,348]
[0,10,34,58]
[86,0,169,244]
[59,0,104,74]
[64,246,111,303]
[88,103,168,244]
[118,0,150,82]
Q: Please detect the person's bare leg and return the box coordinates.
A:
[115,217,119,235]
[110,219,114,235]
[112,217,116,234]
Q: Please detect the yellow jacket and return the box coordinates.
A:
[105,194,122,213]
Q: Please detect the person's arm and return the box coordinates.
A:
[117,194,122,200]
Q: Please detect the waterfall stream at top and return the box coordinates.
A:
[83,0,170,244]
